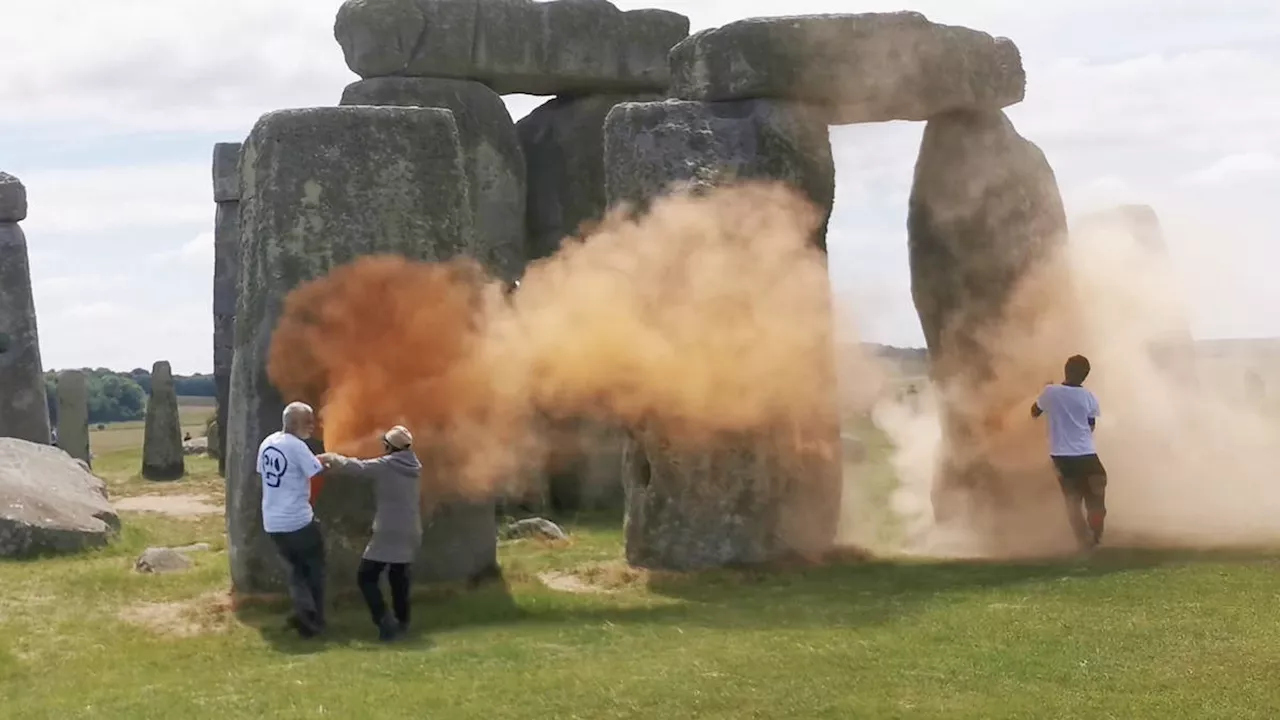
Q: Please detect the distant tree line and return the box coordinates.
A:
[44,368,215,425]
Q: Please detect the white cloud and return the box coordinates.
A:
[63,301,127,320]
[147,231,214,265]
[5,0,1280,367]
[18,163,209,236]
[1184,152,1280,185]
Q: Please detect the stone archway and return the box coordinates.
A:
[218,3,1083,588]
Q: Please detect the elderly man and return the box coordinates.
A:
[257,401,328,638]
[319,425,423,642]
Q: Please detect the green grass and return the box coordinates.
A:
[89,401,215,453]
[4,446,1280,718]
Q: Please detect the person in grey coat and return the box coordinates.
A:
[318,425,423,641]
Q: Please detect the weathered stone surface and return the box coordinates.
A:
[621,427,841,570]
[501,517,568,541]
[212,145,241,477]
[908,109,1073,543]
[56,370,90,467]
[142,361,186,481]
[516,93,659,260]
[227,106,488,595]
[0,224,51,444]
[604,101,841,570]
[604,99,835,249]
[341,77,526,280]
[669,13,1025,125]
[334,0,689,95]
[206,420,221,461]
[135,547,193,573]
[212,142,241,203]
[0,438,118,557]
[0,172,27,223]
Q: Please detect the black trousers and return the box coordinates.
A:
[357,559,411,627]
[1051,454,1108,546]
[268,520,327,630]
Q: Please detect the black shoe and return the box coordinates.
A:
[287,615,320,639]
[377,617,400,643]
[397,620,410,636]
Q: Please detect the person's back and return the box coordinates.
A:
[257,429,321,533]
[1032,355,1107,550]
[257,402,328,638]
[368,449,423,544]
[1037,383,1100,458]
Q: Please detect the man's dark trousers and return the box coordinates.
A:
[269,519,326,633]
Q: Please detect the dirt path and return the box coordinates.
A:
[114,494,223,519]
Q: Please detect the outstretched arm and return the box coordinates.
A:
[318,453,386,474]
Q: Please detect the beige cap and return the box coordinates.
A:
[383,425,413,450]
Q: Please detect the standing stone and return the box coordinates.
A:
[603,100,841,569]
[56,370,90,467]
[605,99,836,250]
[668,13,1025,125]
[227,106,492,595]
[0,172,28,223]
[141,361,185,481]
[0,172,51,445]
[334,0,689,95]
[908,109,1074,546]
[516,94,659,260]
[341,77,526,281]
[1074,204,1195,380]
[622,424,840,570]
[212,142,242,476]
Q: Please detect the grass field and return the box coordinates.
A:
[87,397,216,453]
[5,407,1280,718]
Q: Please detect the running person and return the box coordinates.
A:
[1032,355,1107,549]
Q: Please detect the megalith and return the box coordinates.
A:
[0,172,52,445]
[1074,204,1195,379]
[334,0,689,95]
[603,99,842,569]
[226,106,495,595]
[341,77,526,281]
[908,109,1074,544]
[605,99,836,249]
[517,93,661,261]
[668,13,1024,125]
[141,361,185,481]
[211,142,241,476]
[56,370,91,467]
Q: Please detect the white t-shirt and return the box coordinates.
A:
[1036,384,1101,457]
[256,431,324,533]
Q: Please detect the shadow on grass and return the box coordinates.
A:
[230,544,1280,655]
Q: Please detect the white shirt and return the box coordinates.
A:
[1036,384,1101,457]
[256,431,324,533]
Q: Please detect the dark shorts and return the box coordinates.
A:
[1052,454,1107,494]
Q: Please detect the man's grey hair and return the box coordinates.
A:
[282,402,314,430]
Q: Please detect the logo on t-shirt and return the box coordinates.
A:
[261,447,288,488]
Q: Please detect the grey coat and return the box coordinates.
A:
[328,449,423,564]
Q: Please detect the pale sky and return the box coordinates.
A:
[2,0,1278,374]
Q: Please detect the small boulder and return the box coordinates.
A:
[501,517,569,542]
[0,438,119,558]
[135,547,194,574]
